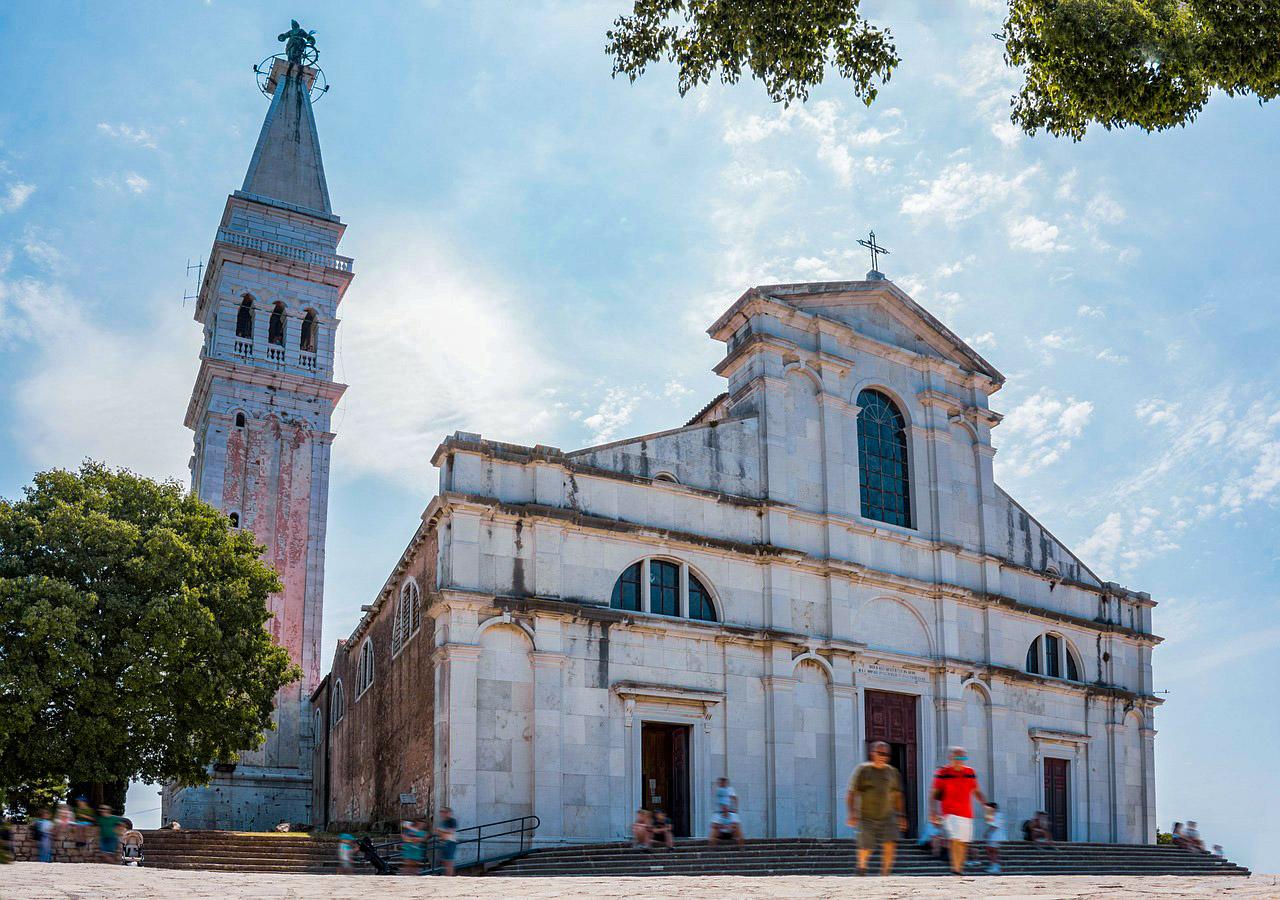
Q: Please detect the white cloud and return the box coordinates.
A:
[720,100,898,188]
[990,120,1021,148]
[335,224,566,484]
[1077,304,1105,318]
[996,389,1094,477]
[1135,398,1179,426]
[1,182,35,213]
[1,275,195,480]
[968,331,997,349]
[1096,348,1129,364]
[93,172,150,195]
[663,380,692,401]
[1087,192,1126,225]
[1008,215,1069,253]
[901,163,1039,226]
[579,386,642,445]
[96,122,160,150]
[1055,170,1078,201]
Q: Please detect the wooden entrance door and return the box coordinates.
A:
[641,722,691,837]
[864,690,919,836]
[1044,757,1070,841]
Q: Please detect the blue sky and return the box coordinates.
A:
[2,1,1277,868]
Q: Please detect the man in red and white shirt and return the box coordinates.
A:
[929,745,987,875]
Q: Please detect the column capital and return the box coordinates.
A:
[530,651,567,669]
[438,642,481,662]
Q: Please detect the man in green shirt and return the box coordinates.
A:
[846,741,907,876]
[96,806,123,863]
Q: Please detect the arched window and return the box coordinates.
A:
[228,511,240,529]
[392,580,421,655]
[609,558,719,623]
[650,560,679,616]
[331,678,345,725]
[236,296,255,339]
[688,572,718,622]
[856,389,912,528]
[611,562,642,612]
[300,309,318,352]
[1026,633,1082,682]
[234,412,246,428]
[268,302,286,346]
[653,472,679,484]
[356,638,374,698]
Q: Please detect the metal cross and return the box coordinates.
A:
[857,230,890,273]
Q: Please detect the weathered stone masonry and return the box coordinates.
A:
[314,278,1160,847]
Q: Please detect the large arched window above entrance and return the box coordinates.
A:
[235,295,255,339]
[609,558,719,623]
[1026,634,1082,682]
[856,388,912,529]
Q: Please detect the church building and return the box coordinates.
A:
[311,275,1160,845]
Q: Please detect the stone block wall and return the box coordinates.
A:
[10,826,108,863]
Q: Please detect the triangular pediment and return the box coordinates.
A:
[755,281,1003,384]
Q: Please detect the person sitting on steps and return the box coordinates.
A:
[650,810,674,849]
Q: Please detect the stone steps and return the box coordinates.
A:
[492,840,1251,878]
[138,830,342,874]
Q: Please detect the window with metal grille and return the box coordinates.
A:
[856,389,912,528]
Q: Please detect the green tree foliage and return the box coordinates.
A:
[607,0,1280,138]
[1004,0,1280,139]
[0,462,299,811]
[606,0,900,106]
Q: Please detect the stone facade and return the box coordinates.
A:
[163,60,352,831]
[314,279,1159,846]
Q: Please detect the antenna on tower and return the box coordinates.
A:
[183,257,204,306]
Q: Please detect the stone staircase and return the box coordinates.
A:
[139,830,342,874]
[490,838,1252,878]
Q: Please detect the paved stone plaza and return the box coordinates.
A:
[1,864,1273,899]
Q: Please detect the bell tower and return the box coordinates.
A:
[162,26,352,830]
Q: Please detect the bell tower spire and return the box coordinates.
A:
[162,23,352,831]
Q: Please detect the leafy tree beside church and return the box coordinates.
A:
[0,462,299,813]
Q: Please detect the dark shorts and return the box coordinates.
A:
[440,840,457,862]
[100,836,119,854]
[857,817,900,849]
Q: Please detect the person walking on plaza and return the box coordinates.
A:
[845,740,906,876]
[435,808,459,876]
[33,809,54,863]
[981,802,1005,874]
[336,833,356,874]
[96,805,123,863]
[929,745,986,876]
[399,816,425,876]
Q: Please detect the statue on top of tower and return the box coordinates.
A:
[278,19,317,65]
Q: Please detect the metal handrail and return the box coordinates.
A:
[360,814,540,876]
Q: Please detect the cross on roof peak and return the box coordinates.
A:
[857,230,890,279]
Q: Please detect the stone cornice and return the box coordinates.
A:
[433,491,1158,645]
[413,592,1159,705]
[184,356,347,429]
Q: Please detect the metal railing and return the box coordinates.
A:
[216,227,354,273]
[359,814,540,876]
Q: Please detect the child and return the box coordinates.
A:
[982,802,1006,874]
[917,817,945,858]
[399,818,425,876]
[632,808,652,850]
[337,832,356,874]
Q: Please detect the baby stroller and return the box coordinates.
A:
[120,830,144,866]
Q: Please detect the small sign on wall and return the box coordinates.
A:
[399,792,417,804]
